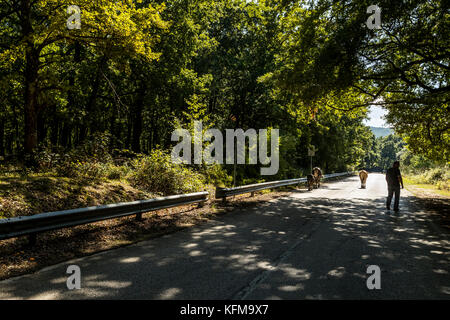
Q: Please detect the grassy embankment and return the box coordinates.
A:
[0,148,224,219]
[0,172,156,219]
[403,167,450,199]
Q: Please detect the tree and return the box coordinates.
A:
[264,0,449,161]
[0,0,168,159]
[377,134,406,170]
[0,0,402,183]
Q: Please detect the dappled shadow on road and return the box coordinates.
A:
[1,191,449,300]
[407,196,450,231]
[243,194,450,300]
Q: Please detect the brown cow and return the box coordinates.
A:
[312,167,323,189]
[359,170,368,189]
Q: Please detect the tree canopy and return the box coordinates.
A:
[0,0,448,180]
[266,0,449,162]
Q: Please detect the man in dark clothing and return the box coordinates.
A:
[385,161,404,212]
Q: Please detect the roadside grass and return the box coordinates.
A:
[0,172,155,219]
[404,176,450,198]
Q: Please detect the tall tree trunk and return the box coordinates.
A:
[6,133,12,155]
[65,42,81,148]
[50,105,59,146]
[0,117,4,156]
[60,121,70,148]
[109,102,117,148]
[79,55,107,142]
[21,0,40,161]
[23,51,39,157]
[12,102,19,153]
[131,82,146,153]
[150,106,157,149]
[126,114,132,149]
[37,108,46,145]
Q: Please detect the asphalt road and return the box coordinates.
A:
[0,174,449,299]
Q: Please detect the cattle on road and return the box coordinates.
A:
[312,167,323,189]
[306,174,314,191]
[359,170,368,189]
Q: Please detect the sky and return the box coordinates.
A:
[364,106,389,128]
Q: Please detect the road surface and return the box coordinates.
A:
[0,174,449,299]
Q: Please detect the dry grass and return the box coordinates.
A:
[0,174,156,219]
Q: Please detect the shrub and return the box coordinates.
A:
[111,149,139,166]
[75,132,113,163]
[423,167,448,184]
[404,164,449,190]
[199,164,233,187]
[35,145,63,172]
[436,181,449,191]
[36,132,123,179]
[102,163,132,180]
[128,150,205,195]
[56,160,104,179]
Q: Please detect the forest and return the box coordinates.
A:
[0,0,448,215]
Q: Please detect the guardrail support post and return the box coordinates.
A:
[222,196,227,203]
[136,213,143,221]
[251,192,255,197]
[198,201,205,208]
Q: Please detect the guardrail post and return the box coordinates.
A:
[222,196,227,203]
[198,201,205,208]
[136,213,143,221]
[251,192,255,197]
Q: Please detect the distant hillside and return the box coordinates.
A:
[370,127,393,138]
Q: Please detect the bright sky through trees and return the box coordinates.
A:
[364,107,389,128]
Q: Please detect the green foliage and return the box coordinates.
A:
[71,132,114,163]
[55,160,105,179]
[406,167,450,191]
[128,150,206,195]
[198,164,233,187]
[267,0,449,162]
[34,133,130,180]
[400,148,435,171]
[401,148,449,190]
[101,163,133,180]
[377,135,406,171]
[1,0,445,193]
[385,104,449,162]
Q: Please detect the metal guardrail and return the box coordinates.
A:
[216,172,353,201]
[216,178,307,199]
[322,172,356,179]
[0,172,354,244]
[0,191,209,243]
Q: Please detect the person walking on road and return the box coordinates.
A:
[386,161,404,212]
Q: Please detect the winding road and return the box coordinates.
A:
[1,174,449,299]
